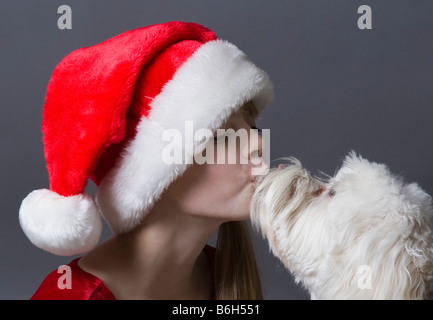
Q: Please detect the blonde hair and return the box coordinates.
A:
[241,100,260,118]
[214,100,263,300]
[214,221,263,299]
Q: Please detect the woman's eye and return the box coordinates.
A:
[214,127,262,142]
[214,133,228,143]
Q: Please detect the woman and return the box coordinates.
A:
[19,21,274,300]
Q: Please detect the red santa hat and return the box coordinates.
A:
[19,21,274,256]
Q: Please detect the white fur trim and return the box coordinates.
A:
[19,189,102,256]
[96,119,187,233]
[97,39,274,233]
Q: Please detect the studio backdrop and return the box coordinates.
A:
[0,0,432,299]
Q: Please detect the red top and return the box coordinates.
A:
[31,245,216,300]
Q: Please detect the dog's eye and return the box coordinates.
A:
[328,188,336,197]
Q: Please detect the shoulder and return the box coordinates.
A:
[30,258,115,300]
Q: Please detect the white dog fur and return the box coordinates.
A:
[251,151,433,299]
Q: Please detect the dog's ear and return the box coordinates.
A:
[287,177,300,198]
[287,174,324,201]
[368,181,433,299]
[400,183,433,299]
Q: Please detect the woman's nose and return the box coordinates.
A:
[247,128,269,176]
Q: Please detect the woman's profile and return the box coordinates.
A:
[19,21,274,300]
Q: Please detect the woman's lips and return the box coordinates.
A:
[251,176,259,186]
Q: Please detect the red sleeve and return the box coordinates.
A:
[30,258,115,300]
[32,247,215,300]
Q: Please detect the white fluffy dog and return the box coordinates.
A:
[251,152,433,299]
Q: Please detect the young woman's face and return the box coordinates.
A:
[166,104,269,222]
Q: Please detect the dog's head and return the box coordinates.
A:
[251,151,433,299]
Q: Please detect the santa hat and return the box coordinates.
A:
[19,21,274,256]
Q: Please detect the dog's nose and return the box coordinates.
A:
[278,164,288,170]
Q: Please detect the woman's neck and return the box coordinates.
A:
[78,197,221,299]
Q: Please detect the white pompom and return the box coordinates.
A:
[19,189,102,256]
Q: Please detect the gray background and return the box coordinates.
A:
[1,0,432,300]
